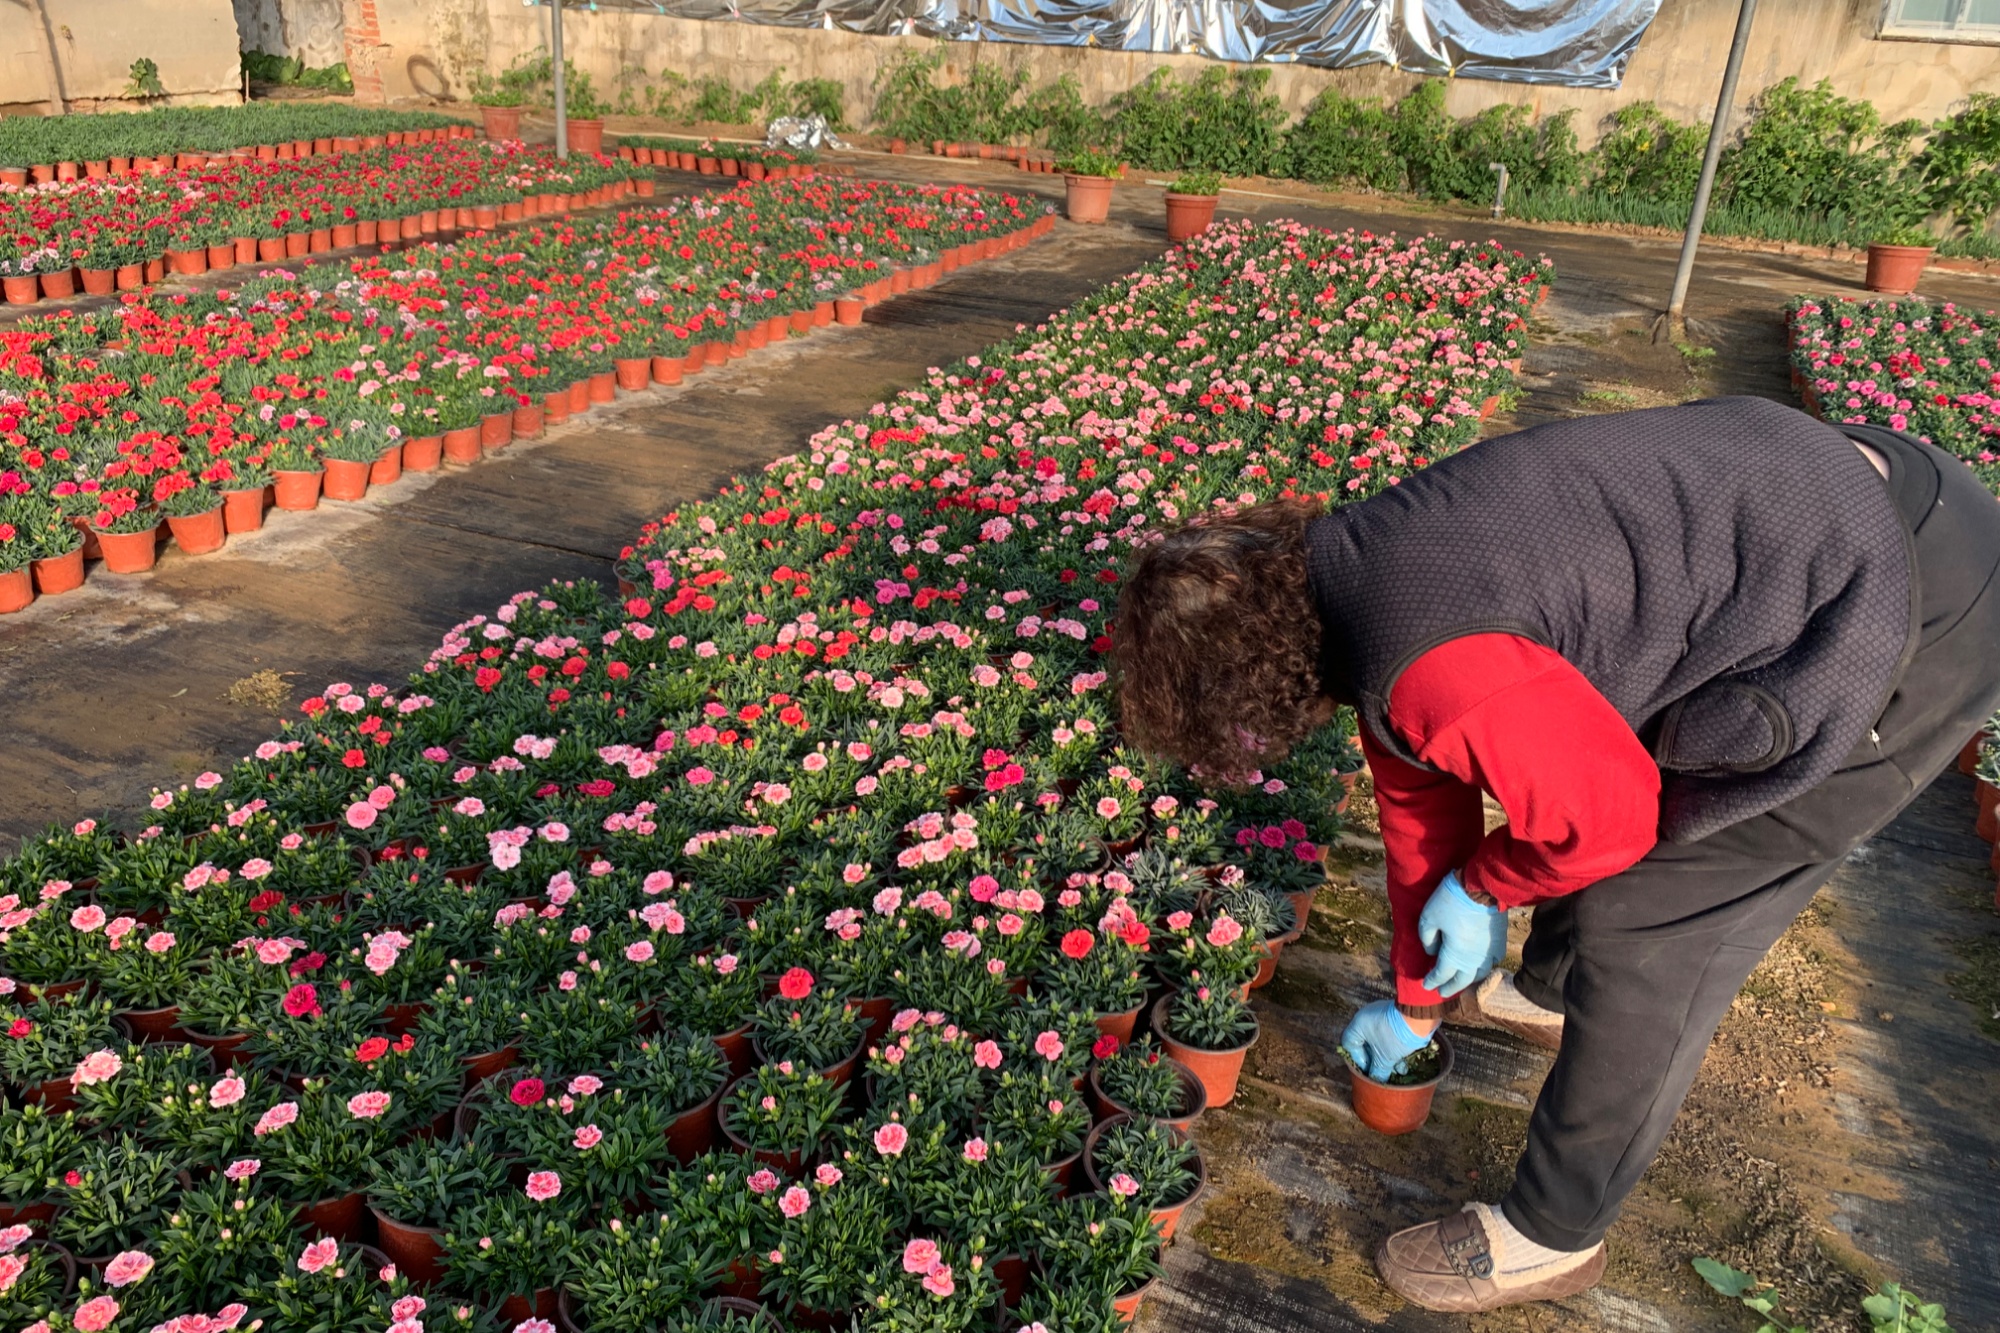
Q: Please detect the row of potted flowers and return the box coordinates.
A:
[0,216,1540,1328]
[0,105,473,178]
[614,139,818,184]
[0,177,1053,610]
[1787,295,2000,490]
[0,139,649,299]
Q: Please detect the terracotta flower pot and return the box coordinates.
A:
[499,1289,558,1324]
[96,523,161,574]
[32,547,85,595]
[1151,996,1257,1108]
[284,233,309,258]
[221,486,267,533]
[258,237,284,261]
[651,354,684,385]
[589,370,617,402]
[1346,1032,1454,1136]
[1864,243,1933,296]
[614,358,650,391]
[514,402,545,439]
[234,236,258,263]
[1164,192,1219,243]
[331,224,357,249]
[461,1044,518,1085]
[321,457,371,502]
[667,1081,726,1163]
[481,105,523,140]
[39,269,76,299]
[370,1209,446,1284]
[79,268,115,295]
[0,567,31,614]
[1088,1051,1208,1131]
[166,505,227,556]
[1082,1114,1206,1240]
[272,469,324,511]
[118,1004,183,1042]
[565,119,605,155]
[206,243,235,271]
[1977,779,1999,842]
[403,434,444,472]
[834,297,865,326]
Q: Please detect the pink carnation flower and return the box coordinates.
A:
[103,1250,154,1287]
[525,1171,562,1202]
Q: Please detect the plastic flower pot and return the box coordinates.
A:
[1093,1000,1145,1046]
[40,269,75,299]
[589,371,617,403]
[298,1189,367,1241]
[116,264,143,291]
[666,1079,726,1163]
[752,1031,865,1088]
[233,236,258,263]
[1978,779,1999,842]
[1151,996,1258,1109]
[284,233,309,258]
[272,469,324,511]
[370,1208,446,1283]
[474,205,498,228]
[32,547,85,595]
[1250,938,1282,990]
[614,358,651,391]
[206,243,235,271]
[97,522,162,574]
[460,1043,518,1085]
[499,1289,558,1324]
[167,248,206,276]
[480,105,523,140]
[1082,1114,1206,1240]
[369,445,403,488]
[544,391,570,426]
[166,505,227,556]
[1345,1032,1454,1136]
[144,257,165,284]
[567,379,590,413]
[0,1197,58,1228]
[1113,1274,1160,1321]
[746,322,770,350]
[566,119,605,155]
[221,486,267,533]
[480,412,513,449]
[403,434,444,472]
[118,1004,184,1042]
[650,355,684,386]
[21,1073,78,1113]
[1864,244,1932,296]
[79,268,114,295]
[1957,730,1990,775]
[513,402,545,438]
[813,300,833,327]
[1088,1050,1208,1131]
[331,224,357,249]
[1164,192,1219,243]
[4,274,40,304]
[321,458,371,502]
[834,298,865,326]
[788,309,813,335]
[0,567,31,614]
[1043,1147,1082,1196]
[257,237,284,261]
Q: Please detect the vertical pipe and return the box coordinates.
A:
[1665,0,1760,329]
[551,0,568,160]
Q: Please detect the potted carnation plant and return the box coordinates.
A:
[470,69,527,140]
[1088,1034,1206,1129]
[1024,1193,1165,1325]
[365,1137,510,1283]
[1151,980,1258,1107]
[749,967,864,1084]
[1341,1029,1454,1135]
[720,1062,846,1174]
[439,1180,582,1323]
[1058,150,1121,226]
[1080,1114,1205,1241]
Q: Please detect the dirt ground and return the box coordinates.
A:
[3,148,1998,1332]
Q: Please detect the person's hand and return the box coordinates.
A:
[1341,1000,1430,1081]
[1417,870,1508,998]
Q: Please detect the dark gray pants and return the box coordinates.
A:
[1503,435,2000,1253]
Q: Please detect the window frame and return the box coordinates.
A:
[1878,0,2000,42]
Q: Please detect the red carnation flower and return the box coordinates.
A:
[281,983,321,1018]
[247,890,285,912]
[510,1077,546,1106]
[1092,1034,1120,1060]
[777,967,814,1001]
[6,1018,32,1039]
[355,1036,390,1063]
[1060,929,1094,960]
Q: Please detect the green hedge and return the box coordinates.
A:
[864,51,2000,254]
[0,104,471,167]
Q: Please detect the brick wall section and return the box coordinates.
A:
[342,0,385,104]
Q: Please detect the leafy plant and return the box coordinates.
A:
[1093,1035,1185,1118]
[126,58,167,100]
[365,1136,510,1229]
[1168,170,1222,197]
[1087,1117,1198,1207]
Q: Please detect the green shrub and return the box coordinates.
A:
[1719,77,1922,228]
[1280,90,1402,190]
[1912,91,2000,231]
[1110,68,1284,175]
[1591,101,1704,201]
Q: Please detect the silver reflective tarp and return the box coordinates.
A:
[584,0,1662,86]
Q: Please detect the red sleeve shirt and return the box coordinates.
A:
[1360,633,1660,1009]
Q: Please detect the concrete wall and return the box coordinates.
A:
[297,0,2000,141]
[234,0,346,67]
[0,0,244,115]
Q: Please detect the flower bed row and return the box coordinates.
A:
[0,219,1547,1332]
[0,177,1052,610]
[1,139,649,296]
[0,106,471,177]
[1787,295,2000,489]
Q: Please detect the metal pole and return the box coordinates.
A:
[1663,0,1759,335]
[551,0,569,160]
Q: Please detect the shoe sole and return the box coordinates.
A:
[1375,1238,1607,1312]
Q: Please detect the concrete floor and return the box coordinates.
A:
[3,155,1998,1331]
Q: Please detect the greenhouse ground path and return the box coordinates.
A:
[3,156,1998,1333]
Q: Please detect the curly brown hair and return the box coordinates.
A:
[1113,499,1333,777]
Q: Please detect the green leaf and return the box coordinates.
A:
[1692,1256,1758,1298]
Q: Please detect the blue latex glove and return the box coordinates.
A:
[1341,1000,1430,1081]
[1417,869,1509,999]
